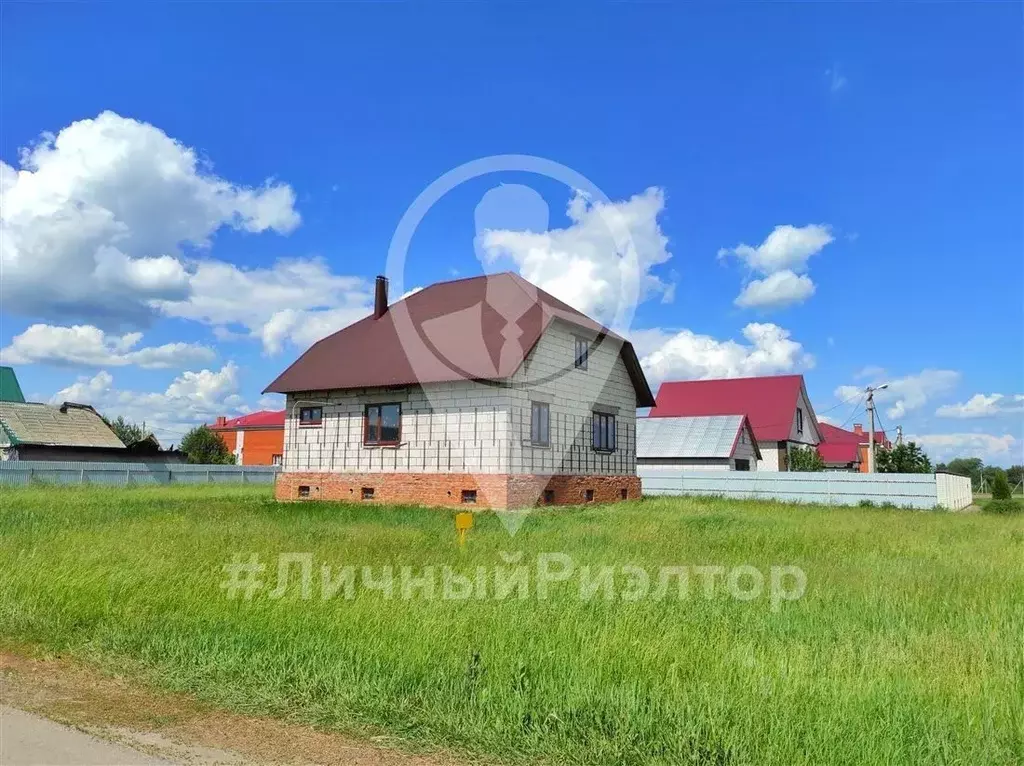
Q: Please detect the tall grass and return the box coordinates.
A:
[0,485,1021,765]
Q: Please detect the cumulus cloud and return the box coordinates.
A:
[157,258,373,353]
[719,224,833,310]
[1,324,215,369]
[52,364,247,439]
[909,432,1020,464]
[478,187,673,327]
[0,111,299,326]
[734,270,815,309]
[835,369,961,419]
[637,322,814,387]
[935,393,1024,419]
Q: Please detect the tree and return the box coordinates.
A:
[104,415,150,447]
[1006,464,1023,490]
[875,442,932,473]
[982,466,1008,494]
[991,470,1013,501]
[943,457,984,489]
[789,446,825,472]
[180,425,235,465]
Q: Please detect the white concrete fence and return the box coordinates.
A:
[0,460,280,487]
[639,469,973,510]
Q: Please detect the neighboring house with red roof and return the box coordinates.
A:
[647,374,822,471]
[264,273,654,509]
[210,410,285,466]
[818,422,890,473]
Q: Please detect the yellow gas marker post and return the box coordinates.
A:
[455,512,474,546]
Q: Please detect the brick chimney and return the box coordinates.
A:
[374,275,389,319]
[215,416,227,427]
[852,423,864,436]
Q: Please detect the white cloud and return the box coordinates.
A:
[0,324,215,369]
[478,187,672,326]
[936,393,1024,419]
[52,364,246,438]
[719,224,833,275]
[719,224,833,311]
[834,369,961,419]
[637,322,814,386]
[909,432,1020,464]
[157,258,372,353]
[826,67,847,93]
[0,111,299,326]
[734,270,815,309]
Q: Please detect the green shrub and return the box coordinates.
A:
[984,498,1022,515]
[991,471,1013,501]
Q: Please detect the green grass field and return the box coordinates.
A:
[1,485,1021,765]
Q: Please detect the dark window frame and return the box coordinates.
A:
[574,336,589,370]
[363,402,402,446]
[298,406,323,427]
[530,401,551,447]
[592,411,617,452]
[796,407,804,435]
[735,458,751,472]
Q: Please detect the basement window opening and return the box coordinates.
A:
[361,487,375,500]
[461,489,477,504]
[298,485,310,498]
[543,489,555,504]
[585,489,595,502]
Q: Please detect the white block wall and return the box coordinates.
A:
[283,319,640,476]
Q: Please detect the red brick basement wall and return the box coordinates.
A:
[275,473,640,510]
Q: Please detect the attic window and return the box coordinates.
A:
[796,407,804,435]
[299,407,323,426]
[574,337,589,370]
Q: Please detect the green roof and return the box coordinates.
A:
[0,367,25,403]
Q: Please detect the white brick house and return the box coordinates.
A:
[266,273,654,508]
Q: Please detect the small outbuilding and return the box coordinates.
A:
[636,415,761,471]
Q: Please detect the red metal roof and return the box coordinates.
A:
[819,422,887,446]
[210,410,285,431]
[264,272,655,407]
[817,440,860,465]
[648,374,809,442]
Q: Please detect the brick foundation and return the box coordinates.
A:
[275,472,641,510]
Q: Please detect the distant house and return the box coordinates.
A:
[210,411,286,466]
[637,415,761,471]
[264,273,654,508]
[0,398,185,464]
[0,366,25,403]
[818,422,890,473]
[648,375,822,471]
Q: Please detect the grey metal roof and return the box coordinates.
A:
[636,415,746,459]
[0,402,126,449]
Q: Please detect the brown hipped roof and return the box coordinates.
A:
[264,272,655,407]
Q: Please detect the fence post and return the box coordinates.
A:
[207,468,212,483]
[241,468,246,484]
[126,466,131,486]
[80,468,86,485]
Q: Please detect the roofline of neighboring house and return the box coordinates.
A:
[728,415,763,461]
[209,424,283,432]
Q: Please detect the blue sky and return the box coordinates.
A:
[1,3,1021,464]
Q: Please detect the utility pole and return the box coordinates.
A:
[865,384,889,473]
[895,425,903,446]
